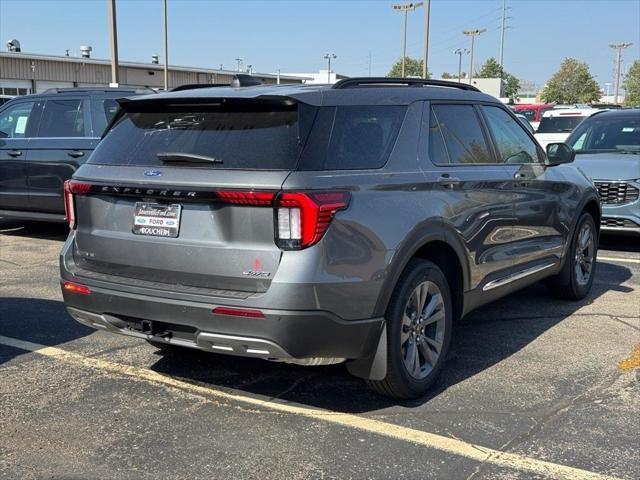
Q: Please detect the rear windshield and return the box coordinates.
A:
[89,102,406,171]
[89,104,304,170]
[536,115,587,134]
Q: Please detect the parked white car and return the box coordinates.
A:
[534,108,602,148]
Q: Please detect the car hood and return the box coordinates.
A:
[574,153,640,181]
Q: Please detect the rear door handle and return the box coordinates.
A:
[67,150,85,158]
[7,150,22,157]
[437,175,461,188]
[514,172,529,180]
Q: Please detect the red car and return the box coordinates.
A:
[514,103,554,131]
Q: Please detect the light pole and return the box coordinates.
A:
[324,53,336,83]
[463,28,486,84]
[162,0,169,90]
[422,0,430,79]
[392,2,423,77]
[605,82,612,98]
[235,58,243,72]
[609,42,632,104]
[454,48,469,82]
[107,0,119,86]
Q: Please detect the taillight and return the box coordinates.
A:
[64,180,92,229]
[274,191,350,250]
[62,281,91,295]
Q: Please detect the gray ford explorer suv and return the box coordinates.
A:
[60,77,600,399]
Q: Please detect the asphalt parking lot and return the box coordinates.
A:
[0,220,638,480]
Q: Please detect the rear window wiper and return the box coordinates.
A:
[156,152,223,164]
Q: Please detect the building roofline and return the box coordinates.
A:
[0,51,306,81]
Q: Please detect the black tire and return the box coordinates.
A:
[545,212,598,300]
[367,259,453,399]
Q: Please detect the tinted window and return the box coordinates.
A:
[300,105,406,170]
[431,104,493,164]
[482,106,541,164]
[427,108,450,164]
[537,115,587,134]
[103,99,120,125]
[37,99,86,137]
[90,105,306,170]
[567,114,640,152]
[0,101,35,138]
[518,109,536,121]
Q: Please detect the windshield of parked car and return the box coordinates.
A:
[567,114,640,153]
[536,114,588,133]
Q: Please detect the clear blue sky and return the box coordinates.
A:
[1,0,639,87]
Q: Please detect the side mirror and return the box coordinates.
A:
[546,142,575,166]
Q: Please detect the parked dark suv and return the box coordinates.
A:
[59,78,600,398]
[0,87,151,222]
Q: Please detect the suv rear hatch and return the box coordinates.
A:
[67,96,313,295]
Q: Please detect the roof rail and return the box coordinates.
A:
[332,77,481,92]
[43,86,155,94]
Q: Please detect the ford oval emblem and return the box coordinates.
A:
[144,170,163,177]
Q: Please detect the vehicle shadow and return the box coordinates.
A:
[0,220,69,242]
[148,260,634,412]
[0,297,94,365]
[600,234,640,253]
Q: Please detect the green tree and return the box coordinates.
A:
[541,58,601,104]
[623,59,640,106]
[441,71,465,79]
[388,57,430,78]
[476,57,520,101]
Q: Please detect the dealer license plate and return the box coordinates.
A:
[132,203,182,238]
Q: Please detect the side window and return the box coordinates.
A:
[482,106,541,164]
[428,107,450,164]
[103,99,120,125]
[431,104,493,164]
[37,98,86,138]
[0,102,35,139]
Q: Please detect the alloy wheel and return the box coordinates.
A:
[401,280,446,380]
[574,223,595,286]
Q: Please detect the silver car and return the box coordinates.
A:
[59,77,600,398]
[566,109,640,236]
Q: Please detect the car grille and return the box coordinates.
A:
[594,181,639,205]
[601,217,640,229]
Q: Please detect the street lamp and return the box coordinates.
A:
[463,28,486,84]
[235,58,243,72]
[324,53,336,83]
[454,48,469,83]
[392,2,424,77]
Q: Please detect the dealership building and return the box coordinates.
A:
[0,50,306,96]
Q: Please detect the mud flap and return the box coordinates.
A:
[346,324,387,380]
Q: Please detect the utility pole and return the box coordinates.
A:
[163,0,169,90]
[324,53,336,83]
[463,28,486,84]
[235,58,243,72]
[454,48,469,82]
[422,0,430,78]
[609,42,632,104]
[107,0,119,86]
[499,0,506,68]
[392,2,423,77]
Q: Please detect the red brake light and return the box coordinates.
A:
[62,281,91,295]
[212,306,265,319]
[216,191,274,206]
[64,180,92,229]
[275,191,350,250]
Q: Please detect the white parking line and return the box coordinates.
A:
[0,334,623,480]
[598,256,640,265]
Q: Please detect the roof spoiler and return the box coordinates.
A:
[171,74,262,92]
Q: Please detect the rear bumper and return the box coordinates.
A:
[62,284,383,360]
